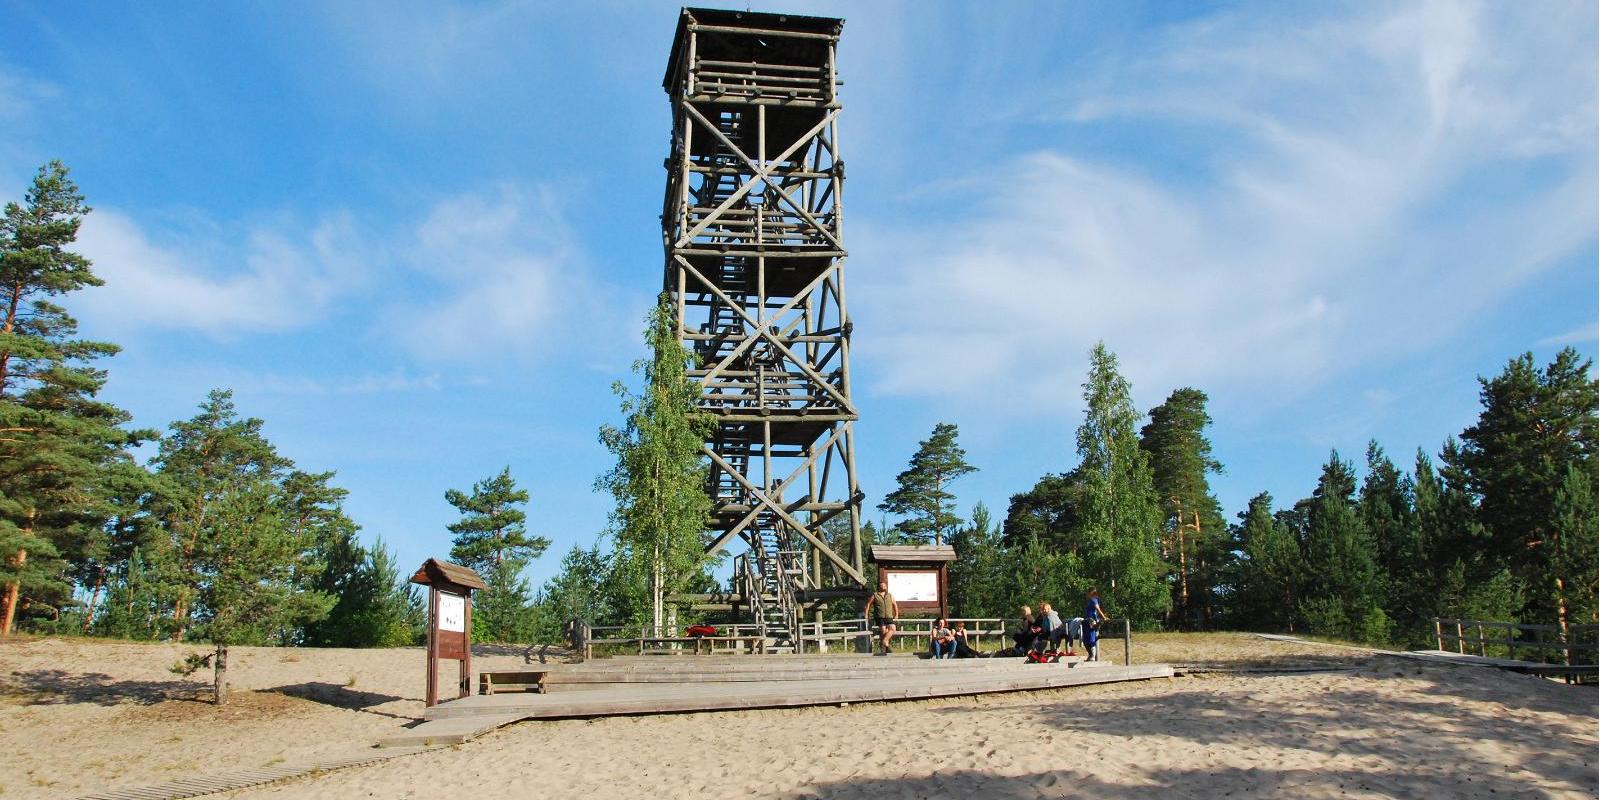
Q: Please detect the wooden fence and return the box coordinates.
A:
[1433,617,1599,668]
[566,616,1137,664]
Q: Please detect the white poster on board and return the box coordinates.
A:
[885,570,938,602]
[437,592,466,633]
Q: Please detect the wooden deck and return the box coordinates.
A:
[380,655,1173,748]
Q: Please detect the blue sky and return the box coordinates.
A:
[3,1,1594,587]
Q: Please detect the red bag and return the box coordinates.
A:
[685,624,718,638]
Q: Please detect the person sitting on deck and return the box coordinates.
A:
[865,587,899,655]
[1011,605,1036,655]
[952,621,981,658]
[930,618,956,659]
[1039,602,1064,651]
[1023,612,1061,663]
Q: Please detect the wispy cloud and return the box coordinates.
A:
[74,210,371,337]
[71,180,619,365]
[378,183,618,363]
[853,0,1596,411]
[1537,325,1598,348]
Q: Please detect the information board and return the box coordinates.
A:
[438,592,466,633]
[885,570,939,603]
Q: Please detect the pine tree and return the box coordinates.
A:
[948,502,1007,618]
[878,423,978,545]
[281,470,365,646]
[474,557,536,643]
[1298,451,1386,643]
[445,467,547,571]
[154,390,333,702]
[1000,472,1086,550]
[532,543,614,642]
[1446,348,1598,632]
[598,295,714,636]
[347,536,420,647]
[1139,387,1227,628]
[1229,492,1302,632]
[0,162,146,634]
[1359,442,1425,641]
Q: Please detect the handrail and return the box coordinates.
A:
[1433,617,1599,669]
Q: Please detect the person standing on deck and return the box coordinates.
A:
[865,587,899,655]
[1083,588,1111,661]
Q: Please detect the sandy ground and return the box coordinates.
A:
[2,634,1594,799]
[0,637,532,798]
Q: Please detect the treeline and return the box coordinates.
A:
[6,160,1594,664]
[0,162,717,661]
[927,345,1597,648]
[0,164,422,660]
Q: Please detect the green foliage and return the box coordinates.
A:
[597,295,714,634]
[149,390,334,648]
[1298,451,1384,643]
[531,543,614,642]
[1000,472,1084,551]
[0,162,148,632]
[304,533,418,648]
[948,503,1009,618]
[474,556,536,643]
[878,422,978,545]
[1139,387,1228,628]
[1228,492,1303,632]
[1072,342,1168,626]
[445,467,548,571]
[1446,348,1598,624]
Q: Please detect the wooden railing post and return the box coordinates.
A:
[1123,619,1132,666]
[1476,622,1487,657]
[1456,621,1465,654]
[1434,618,1443,652]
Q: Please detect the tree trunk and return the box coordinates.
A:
[82,566,106,635]
[0,278,24,395]
[173,595,189,642]
[1555,576,1571,666]
[651,547,664,639]
[1,547,26,636]
[213,644,228,705]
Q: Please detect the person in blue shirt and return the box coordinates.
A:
[1082,588,1111,662]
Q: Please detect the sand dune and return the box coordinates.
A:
[1,635,1593,799]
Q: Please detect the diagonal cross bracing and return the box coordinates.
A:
[662,8,864,647]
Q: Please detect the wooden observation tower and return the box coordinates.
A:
[661,8,866,651]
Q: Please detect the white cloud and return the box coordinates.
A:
[74,210,370,336]
[379,183,617,363]
[1537,325,1598,348]
[69,179,612,364]
[853,0,1596,411]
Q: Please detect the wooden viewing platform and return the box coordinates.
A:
[381,655,1173,748]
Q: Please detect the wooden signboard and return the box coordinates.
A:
[410,558,487,707]
[868,545,956,619]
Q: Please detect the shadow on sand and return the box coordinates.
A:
[4,668,206,706]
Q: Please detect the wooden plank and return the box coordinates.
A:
[425,663,1173,722]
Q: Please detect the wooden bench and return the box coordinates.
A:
[479,670,548,695]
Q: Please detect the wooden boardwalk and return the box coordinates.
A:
[381,655,1174,748]
[75,747,436,800]
[1394,649,1599,678]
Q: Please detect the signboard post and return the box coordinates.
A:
[409,558,488,707]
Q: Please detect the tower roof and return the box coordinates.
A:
[664,7,844,91]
